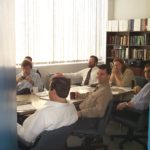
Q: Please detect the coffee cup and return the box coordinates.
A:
[33,87,38,94]
[70,92,76,99]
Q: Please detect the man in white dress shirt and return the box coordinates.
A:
[17,77,78,143]
[56,55,99,85]
[16,60,43,93]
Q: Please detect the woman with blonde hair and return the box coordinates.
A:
[110,58,135,87]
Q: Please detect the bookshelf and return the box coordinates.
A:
[106,31,150,76]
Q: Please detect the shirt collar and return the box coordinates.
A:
[43,100,68,107]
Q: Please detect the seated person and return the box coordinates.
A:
[16,60,43,94]
[133,75,148,94]
[56,55,99,86]
[117,63,150,111]
[110,58,135,87]
[17,77,78,143]
[24,56,41,77]
[76,64,113,118]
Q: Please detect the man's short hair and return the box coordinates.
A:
[145,63,150,68]
[21,60,32,68]
[99,64,111,75]
[90,55,98,64]
[25,56,32,62]
[50,77,71,98]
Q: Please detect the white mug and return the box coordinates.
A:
[33,87,38,94]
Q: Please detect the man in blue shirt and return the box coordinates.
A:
[117,63,150,111]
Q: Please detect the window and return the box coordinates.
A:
[15,0,108,64]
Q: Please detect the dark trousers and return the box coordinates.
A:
[75,118,99,130]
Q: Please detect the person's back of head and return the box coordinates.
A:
[49,77,71,99]
[24,56,32,62]
[99,64,111,75]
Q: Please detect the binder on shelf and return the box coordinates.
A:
[107,20,112,31]
[134,19,141,31]
[112,20,119,31]
[147,18,150,31]
[128,19,134,31]
[119,20,128,31]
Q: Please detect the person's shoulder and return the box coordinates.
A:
[124,67,134,74]
[93,66,99,70]
[31,71,40,77]
[16,72,22,77]
[144,82,150,88]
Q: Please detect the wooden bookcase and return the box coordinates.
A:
[106,31,150,76]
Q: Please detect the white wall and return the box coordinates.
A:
[108,0,115,19]
[109,0,150,19]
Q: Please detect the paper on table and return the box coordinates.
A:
[17,104,36,112]
[35,91,48,97]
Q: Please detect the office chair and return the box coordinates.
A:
[110,106,148,150]
[70,99,115,150]
[18,123,75,150]
[135,76,147,88]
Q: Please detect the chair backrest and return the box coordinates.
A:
[135,76,147,88]
[31,123,75,150]
[97,99,115,134]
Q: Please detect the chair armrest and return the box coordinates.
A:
[124,107,144,115]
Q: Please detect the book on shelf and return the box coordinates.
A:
[141,18,147,31]
[108,35,128,45]
[110,47,129,59]
[130,35,146,46]
[132,49,150,60]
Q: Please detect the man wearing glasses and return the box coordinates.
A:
[117,63,150,111]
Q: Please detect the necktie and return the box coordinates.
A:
[84,68,92,85]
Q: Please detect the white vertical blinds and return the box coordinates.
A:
[15,0,107,64]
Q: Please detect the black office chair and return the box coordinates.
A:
[18,123,75,150]
[110,106,148,150]
[70,99,115,150]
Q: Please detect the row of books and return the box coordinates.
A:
[132,49,150,61]
[107,18,150,32]
[130,35,148,46]
[107,34,150,46]
[110,48,129,59]
[107,35,129,45]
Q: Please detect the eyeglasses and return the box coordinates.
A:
[144,70,150,73]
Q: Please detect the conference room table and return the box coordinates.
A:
[17,85,134,116]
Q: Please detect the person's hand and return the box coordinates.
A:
[16,76,24,83]
[77,111,82,118]
[116,102,128,111]
[26,76,34,85]
[112,66,119,75]
[133,85,141,94]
